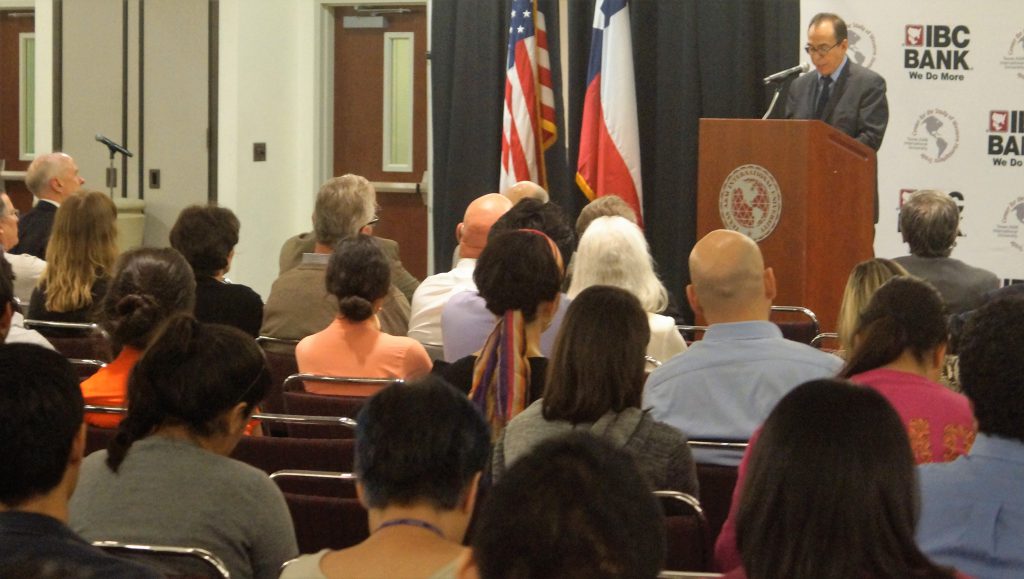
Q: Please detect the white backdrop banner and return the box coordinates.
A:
[800,1,1024,283]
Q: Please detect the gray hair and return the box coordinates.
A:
[313,174,376,246]
[899,190,959,258]
[25,153,71,197]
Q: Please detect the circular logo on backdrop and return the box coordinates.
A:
[1001,29,1024,80]
[718,164,782,242]
[993,195,1024,253]
[847,23,877,69]
[904,109,961,163]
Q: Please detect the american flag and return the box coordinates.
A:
[500,0,557,191]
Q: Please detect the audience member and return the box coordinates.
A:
[0,254,53,349]
[441,198,574,361]
[1,192,45,303]
[263,175,410,346]
[917,295,1024,577]
[714,277,975,570]
[438,230,563,438]
[643,229,842,465]
[296,235,431,393]
[894,190,998,314]
[840,277,975,461]
[278,182,419,302]
[494,286,698,495]
[0,344,160,578]
[80,248,196,428]
[10,152,84,259]
[503,180,549,205]
[724,380,964,579]
[408,194,512,354]
[170,204,263,336]
[28,191,118,326]
[282,376,489,579]
[69,315,297,579]
[835,257,908,355]
[458,433,665,579]
[574,194,638,239]
[568,216,686,367]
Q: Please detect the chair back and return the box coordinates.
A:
[658,572,724,579]
[283,372,399,398]
[281,391,366,438]
[231,436,356,484]
[769,305,820,345]
[256,336,298,435]
[655,491,712,573]
[270,469,358,498]
[70,358,106,381]
[92,540,230,578]
[693,461,740,546]
[283,492,369,554]
[85,425,118,457]
[24,320,114,361]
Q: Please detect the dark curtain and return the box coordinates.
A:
[432,0,799,321]
[430,0,567,272]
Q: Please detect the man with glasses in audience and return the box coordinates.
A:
[784,12,889,151]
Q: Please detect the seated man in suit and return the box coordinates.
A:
[643,229,843,466]
[917,296,1024,577]
[0,344,160,578]
[0,253,53,350]
[784,12,888,151]
[262,175,410,349]
[11,152,85,259]
[894,190,998,315]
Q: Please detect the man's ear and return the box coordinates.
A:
[454,550,480,579]
[763,267,777,301]
[69,423,87,468]
[460,472,483,516]
[456,223,465,243]
[355,481,369,509]
[685,284,701,318]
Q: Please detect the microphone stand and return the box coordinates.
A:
[100,145,129,198]
[762,83,785,120]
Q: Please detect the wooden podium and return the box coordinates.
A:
[697,119,876,334]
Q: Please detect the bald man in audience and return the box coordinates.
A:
[11,152,85,259]
[504,181,549,205]
[643,229,842,465]
[408,193,512,356]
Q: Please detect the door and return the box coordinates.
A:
[0,9,34,214]
[333,4,429,279]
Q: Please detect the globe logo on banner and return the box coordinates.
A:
[1001,29,1024,80]
[718,165,782,242]
[988,110,1024,165]
[994,195,1024,252]
[904,24,970,82]
[847,23,877,69]
[905,109,960,163]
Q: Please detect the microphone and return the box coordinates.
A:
[762,62,811,85]
[95,134,133,157]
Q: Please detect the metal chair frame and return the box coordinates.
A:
[282,373,402,391]
[83,405,359,431]
[676,305,820,341]
[810,331,840,348]
[269,469,357,483]
[92,540,231,578]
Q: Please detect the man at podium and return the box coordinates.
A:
[785,12,889,151]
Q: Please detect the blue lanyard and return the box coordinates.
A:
[376,518,446,539]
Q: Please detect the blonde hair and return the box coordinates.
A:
[836,258,909,353]
[42,191,119,312]
[568,216,668,313]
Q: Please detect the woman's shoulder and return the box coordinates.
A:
[279,550,329,579]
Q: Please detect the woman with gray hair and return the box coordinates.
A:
[568,215,686,367]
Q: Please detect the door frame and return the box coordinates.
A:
[312,0,433,273]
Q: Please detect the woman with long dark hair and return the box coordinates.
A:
[727,379,967,579]
[70,315,297,579]
[494,286,697,494]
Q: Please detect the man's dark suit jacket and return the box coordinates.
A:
[784,60,889,151]
[11,201,57,259]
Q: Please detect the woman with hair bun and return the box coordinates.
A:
[80,247,195,428]
[295,234,431,394]
[70,314,298,579]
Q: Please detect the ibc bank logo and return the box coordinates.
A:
[988,110,1024,166]
[904,24,970,81]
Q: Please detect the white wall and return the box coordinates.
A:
[217,0,325,299]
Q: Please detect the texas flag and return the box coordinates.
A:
[576,0,643,225]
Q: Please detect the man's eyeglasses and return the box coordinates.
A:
[366,215,380,227]
[804,42,841,57]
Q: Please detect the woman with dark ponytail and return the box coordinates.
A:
[839,276,975,463]
[69,314,298,579]
[81,247,195,427]
[295,234,431,394]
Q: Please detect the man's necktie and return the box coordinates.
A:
[815,76,833,120]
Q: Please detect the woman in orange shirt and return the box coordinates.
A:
[296,235,431,395]
[81,247,195,427]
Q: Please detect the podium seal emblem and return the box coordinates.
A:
[718,164,782,242]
